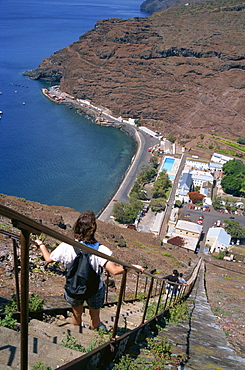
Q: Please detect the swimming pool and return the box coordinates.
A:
[161,157,175,172]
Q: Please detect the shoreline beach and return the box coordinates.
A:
[42,87,160,220]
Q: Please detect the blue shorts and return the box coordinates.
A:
[64,283,105,310]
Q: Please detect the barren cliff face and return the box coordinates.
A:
[25,0,245,144]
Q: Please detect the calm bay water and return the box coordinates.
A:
[0,1,147,214]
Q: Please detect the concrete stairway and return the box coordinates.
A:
[0,325,82,369]
[158,261,245,370]
[0,300,144,369]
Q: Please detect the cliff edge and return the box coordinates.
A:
[24,0,245,144]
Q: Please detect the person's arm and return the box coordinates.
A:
[104,261,144,275]
[104,261,124,275]
[35,238,54,263]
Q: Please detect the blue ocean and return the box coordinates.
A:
[0,1,148,214]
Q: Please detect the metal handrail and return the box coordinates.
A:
[0,204,202,369]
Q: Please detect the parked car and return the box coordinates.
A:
[142,205,149,213]
[197,220,203,225]
[199,216,204,219]
[127,225,136,229]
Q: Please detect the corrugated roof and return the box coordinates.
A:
[206,227,231,246]
[176,220,203,233]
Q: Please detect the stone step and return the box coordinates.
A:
[0,326,83,369]
[0,364,18,370]
[28,318,110,349]
[0,300,150,369]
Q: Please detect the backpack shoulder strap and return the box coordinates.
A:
[73,246,82,255]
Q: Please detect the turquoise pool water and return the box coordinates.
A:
[161,157,175,172]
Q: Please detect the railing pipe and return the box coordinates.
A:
[141,276,154,325]
[155,279,165,316]
[154,279,159,296]
[111,268,128,339]
[104,271,110,304]
[13,239,21,311]
[123,276,126,301]
[163,285,170,311]
[20,229,30,370]
[143,276,148,294]
[134,273,139,299]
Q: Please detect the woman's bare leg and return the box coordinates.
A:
[71,304,83,326]
[89,307,100,329]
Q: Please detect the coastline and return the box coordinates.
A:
[42,87,160,220]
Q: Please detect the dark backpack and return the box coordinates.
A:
[64,245,101,300]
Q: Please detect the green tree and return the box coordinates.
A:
[138,165,157,184]
[166,134,176,143]
[151,171,171,199]
[212,196,223,209]
[223,220,245,239]
[221,159,245,196]
[237,136,245,145]
[150,198,166,212]
[175,200,182,208]
[222,159,245,175]
[212,196,223,210]
[112,202,125,221]
[149,154,159,169]
[130,180,147,200]
[221,175,243,196]
[112,199,142,224]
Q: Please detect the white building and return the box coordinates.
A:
[211,153,233,165]
[200,183,213,206]
[209,162,223,171]
[167,220,203,252]
[205,227,231,253]
[190,170,214,187]
[186,157,209,170]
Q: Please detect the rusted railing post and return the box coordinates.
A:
[13,239,21,311]
[20,229,30,370]
[155,279,165,316]
[104,271,110,304]
[134,272,139,299]
[111,268,127,339]
[163,282,170,311]
[141,276,154,325]
[154,279,159,296]
[143,276,148,295]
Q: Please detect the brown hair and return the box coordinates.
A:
[73,211,97,243]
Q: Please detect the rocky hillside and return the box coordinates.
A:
[0,193,194,298]
[24,0,245,145]
[1,194,245,356]
[140,0,212,14]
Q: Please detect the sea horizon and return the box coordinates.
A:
[1,0,148,215]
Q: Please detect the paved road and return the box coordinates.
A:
[99,128,159,222]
